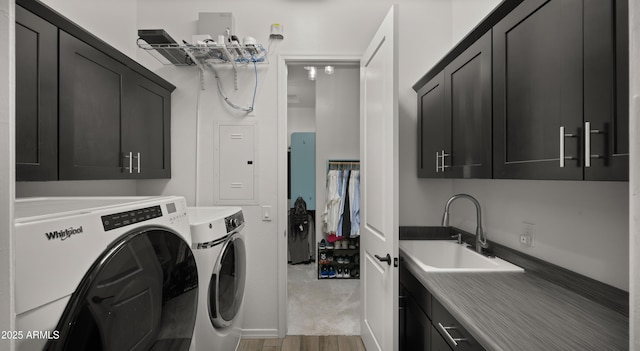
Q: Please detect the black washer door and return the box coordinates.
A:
[47,228,198,351]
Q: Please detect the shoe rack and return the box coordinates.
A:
[317,237,360,279]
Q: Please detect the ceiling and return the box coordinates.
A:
[287,62,359,109]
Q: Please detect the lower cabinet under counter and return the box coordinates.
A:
[400,264,485,351]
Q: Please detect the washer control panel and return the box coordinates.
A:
[225,211,245,233]
[101,205,162,231]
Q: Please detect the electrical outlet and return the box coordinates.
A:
[519,221,534,247]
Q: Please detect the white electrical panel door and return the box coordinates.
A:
[214,122,258,205]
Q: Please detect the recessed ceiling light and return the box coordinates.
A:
[305,66,316,80]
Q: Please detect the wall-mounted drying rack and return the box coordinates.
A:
[137,39,268,90]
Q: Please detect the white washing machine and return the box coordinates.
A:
[14,196,198,351]
[187,207,247,351]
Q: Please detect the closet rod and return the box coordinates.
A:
[327,160,360,170]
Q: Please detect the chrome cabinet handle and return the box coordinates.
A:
[135,152,141,173]
[123,151,133,173]
[559,127,565,167]
[435,150,450,173]
[559,126,577,167]
[123,152,141,174]
[437,322,467,347]
[440,150,450,172]
[584,122,602,168]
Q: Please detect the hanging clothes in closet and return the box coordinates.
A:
[321,161,360,242]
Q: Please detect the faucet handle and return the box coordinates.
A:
[450,233,462,244]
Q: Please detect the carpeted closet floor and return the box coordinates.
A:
[287,263,360,336]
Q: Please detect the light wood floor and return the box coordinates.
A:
[238,336,366,351]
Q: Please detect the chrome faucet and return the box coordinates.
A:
[441,194,488,253]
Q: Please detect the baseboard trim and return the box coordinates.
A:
[241,329,280,339]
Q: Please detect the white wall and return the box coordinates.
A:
[315,66,360,240]
[16,180,137,197]
[136,0,454,336]
[451,0,501,45]
[0,0,14,350]
[397,1,457,226]
[287,107,315,147]
[450,180,628,290]
[40,0,138,59]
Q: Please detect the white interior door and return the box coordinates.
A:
[360,6,399,351]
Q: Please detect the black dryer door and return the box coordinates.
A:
[46,228,198,351]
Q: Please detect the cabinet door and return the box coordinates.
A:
[583,0,628,180]
[430,325,453,351]
[124,75,172,179]
[15,6,58,181]
[493,0,583,180]
[444,31,492,179]
[417,72,446,178]
[432,297,485,351]
[399,286,406,351]
[59,31,130,179]
[404,294,431,351]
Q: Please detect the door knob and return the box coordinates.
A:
[375,253,391,266]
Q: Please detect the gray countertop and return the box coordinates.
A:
[400,250,629,351]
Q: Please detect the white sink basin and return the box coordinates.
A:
[400,240,524,273]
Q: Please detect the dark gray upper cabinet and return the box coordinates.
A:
[417,31,492,179]
[59,31,131,180]
[16,0,175,181]
[15,5,58,181]
[59,32,172,180]
[125,76,172,179]
[417,72,445,178]
[583,0,629,181]
[493,0,584,180]
[493,0,628,180]
[415,0,628,181]
[444,31,492,179]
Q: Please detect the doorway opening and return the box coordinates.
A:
[282,59,361,336]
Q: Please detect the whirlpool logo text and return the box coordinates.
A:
[44,226,83,241]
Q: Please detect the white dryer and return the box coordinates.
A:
[14,196,198,351]
[187,207,247,351]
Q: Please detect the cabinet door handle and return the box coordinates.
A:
[437,322,467,347]
[440,149,450,172]
[559,126,577,167]
[123,151,133,173]
[584,122,602,168]
[436,151,440,173]
[136,152,141,173]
